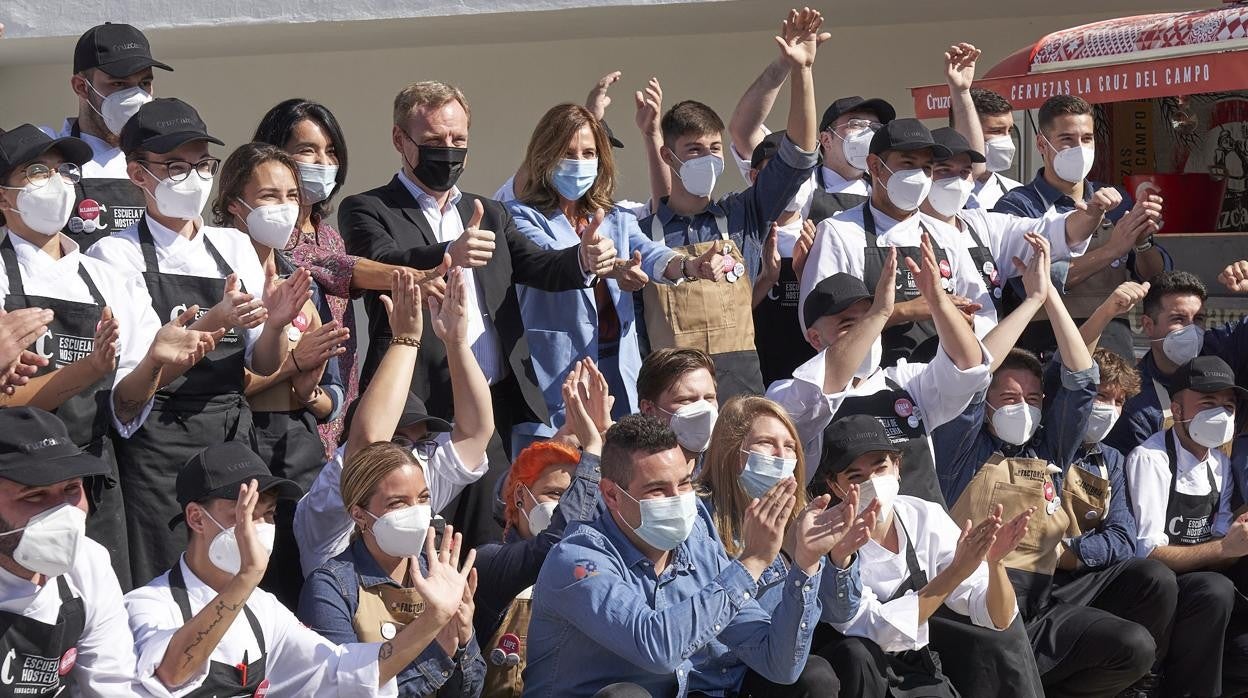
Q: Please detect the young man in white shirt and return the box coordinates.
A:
[125,441,474,697]
[0,407,138,697]
[1125,355,1248,697]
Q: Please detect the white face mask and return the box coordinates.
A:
[984,135,1016,173]
[855,473,899,518]
[990,402,1041,446]
[838,127,874,171]
[926,175,975,217]
[88,84,152,136]
[674,153,723,198]
[1043,135,1095,184]
[0,504,86,577]
[143,166,213,220]
[238,200,299,250]
[881,162,932,212]
[1184,406,1237,449]
[659,400,718,453]
[7,173,76,236]
[203,511,276,576]
[1083,401,1120,445]
[521,484,559,536]
[1156,323,1205,367]
[296,162,339,204]
[619,489,698,551]
[368,504,433,558]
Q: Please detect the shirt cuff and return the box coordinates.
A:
[337,643,398,698]
[133,628,211,698]
[412,643,458,690]
[777,135,819,170]
[111,389,154,439]
[1059,363,1100,390]
[652,251,682,286]
[718,559,763,612]
[877,592,923,651]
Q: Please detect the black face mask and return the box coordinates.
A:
[408,143,467,192]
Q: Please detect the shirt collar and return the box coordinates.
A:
[1028,167,1093,211]
[3,229,80,264]
[144,213,204,246]
[396,170,461,213]
[655,197,724,227]
[820,166,870,195]
[866,202,918,233]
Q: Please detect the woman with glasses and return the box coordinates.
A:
[0,124,223,589]
[88,98,313,588]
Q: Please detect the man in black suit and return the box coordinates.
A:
[340,80,617,547]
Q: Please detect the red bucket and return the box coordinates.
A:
[1123,173,1227,234]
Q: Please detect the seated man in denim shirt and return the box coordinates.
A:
[524,414,844,698]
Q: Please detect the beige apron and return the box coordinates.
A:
[1060,460,1112,537]
[352,582,426,643]
[1060,222,1131,320]
[642,215,756,355]
[482,586,533,698]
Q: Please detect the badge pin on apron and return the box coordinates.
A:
[287,312,310,343]
[380,622,397,640]
[1043,480,1060,515]
[490,632,522,667]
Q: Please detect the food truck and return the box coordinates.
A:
[911,1,1248,330]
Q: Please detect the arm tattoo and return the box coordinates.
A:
[179,598,245,671]
[379,642,394,660]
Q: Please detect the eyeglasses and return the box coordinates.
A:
[2,163,81,189]
[391,435,440,461]
[832,119,884,135]
[138,157,221,182]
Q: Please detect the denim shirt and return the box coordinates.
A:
[297,537,485,697]
[523,499,823,698]
[472,452,602,644]
[638,135,817,283]
[933,362,1098,505]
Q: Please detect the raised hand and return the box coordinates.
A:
[429,266,468,344]
[792,492,874,574]
[944,42,981,91]
[944,514,1000,584]
[586,71,622,121]
[150,305,226,367]
[87,306,120,374]
[408,525,475,627]
[578,209,618,277]
[0,307,52,376]
[870,247,898,318]
[3,350,47,394]
[292,320,349,371]
[379,269,424,341]
[1074,187,1123,220]
[792,219,816,279]
[987,504,1034,564]
[760,224,782,285]
[1219,260,1248,293]
[634,77,663,139]
[774,7,830,70]
[905,232,945,303]
[693,242,729,282]
[1011,231,1051,301]
[581,357,615,433]
[233,480,271,581]
[740,477,798,577]
[1106,195,1162,256]
[263,266,312,329]
[1102,280,1150,315]
[448,201,495,269]
[606,251,649,292]
[414,253,451,304]
[215,273,267,330]
[563,361,603,455]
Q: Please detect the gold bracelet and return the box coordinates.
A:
[390,335,422,349]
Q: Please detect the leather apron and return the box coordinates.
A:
[169,564,269,697]
[61,121,147,252]
[353,582,426,643]
[0,576,86,697]
[116,216,253,587]
[1163,431,1220,546]
[481,586,532,698]
[1059,456,1112,537]
[0,237,130,589]
[860,205,954,366]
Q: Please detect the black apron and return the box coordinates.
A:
[115,216,253,587]
[0,576,86,697]
[832,377,945,507]
[753,247,815,386]
[959,218,1002,316]
[1164,431,1220,546]
[61,121,146,252]
[169,563,268,697]
[861,205,953,366]
[807,172,868,225]
[1,237,130,589]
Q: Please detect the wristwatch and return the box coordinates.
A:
[680,255,698,282]
[1134,235,1155,253]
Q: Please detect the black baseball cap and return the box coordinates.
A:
[602,121,625,150]
[750,130,787,170]
[1173,356,1248,397]
[73,23,172,77]
[869,118,952,159]
[819,96,897,133]
[931,127,986,164]
[0,125,92,182]
[0,408,109,487]
[818,414,900,479]
[169,442,302,528]
[119,98,224,155]
[803,273,872,329]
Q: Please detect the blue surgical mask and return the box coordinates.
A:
[618,488,698,551]
[739,449,797,499]
[296,162,339,204]
[551,158,599,201]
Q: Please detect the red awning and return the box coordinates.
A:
[911,3,1248,118]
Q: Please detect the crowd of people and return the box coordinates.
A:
[5,10,1248,697]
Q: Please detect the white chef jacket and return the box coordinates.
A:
[125,556,398,698]
[87,216,267,371]
[293,431,486,576]
[730,124,868,221]
[0,538,137,696]
[0,230,163,434]
[832,495,1014,652]
[37,120,128,179]
[766,341,992,482]
[797,203,997,335]
[954,208,1089,274]
[968,172,1023,211]
[1125,429,1233,558]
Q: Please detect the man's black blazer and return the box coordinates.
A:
[339,175,588,426]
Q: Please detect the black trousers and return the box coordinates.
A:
[590,656,838,698]
[1164,569,1241,698]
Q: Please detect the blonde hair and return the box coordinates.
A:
[698,396,807,556]
[516,103,616,216]
[393,81,471,127]
[340,442,419,531]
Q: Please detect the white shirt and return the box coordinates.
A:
[766,342,992,481]
[38,120,128,179]
[833,496,1013,651]
[396,171,504,384]
[87,216,268,368]
[125,556,397,698]
[0,230,162,435]
[1125,429,1233,558]
[0,538,137,696]
[954,208,1089,276]
[798,203,997,334]
[493,175,649,220]
[729,125,869,221]
[968,173,1023,211]
[294,432,486,577]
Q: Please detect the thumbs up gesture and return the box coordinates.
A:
[693,241,729,282]
[578,208,618,277]
[606,250,649,292]
[448,200,495,269]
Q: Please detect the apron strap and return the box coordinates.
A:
[886,516,928,603]
[962,217,989,252]
[168,561,266,650]
[1153,377,1173,427]
[648,211,731,244]
[55,574,74,604]
[0,235,105,306]
[138,216,238,282]
[861,203,878,242]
